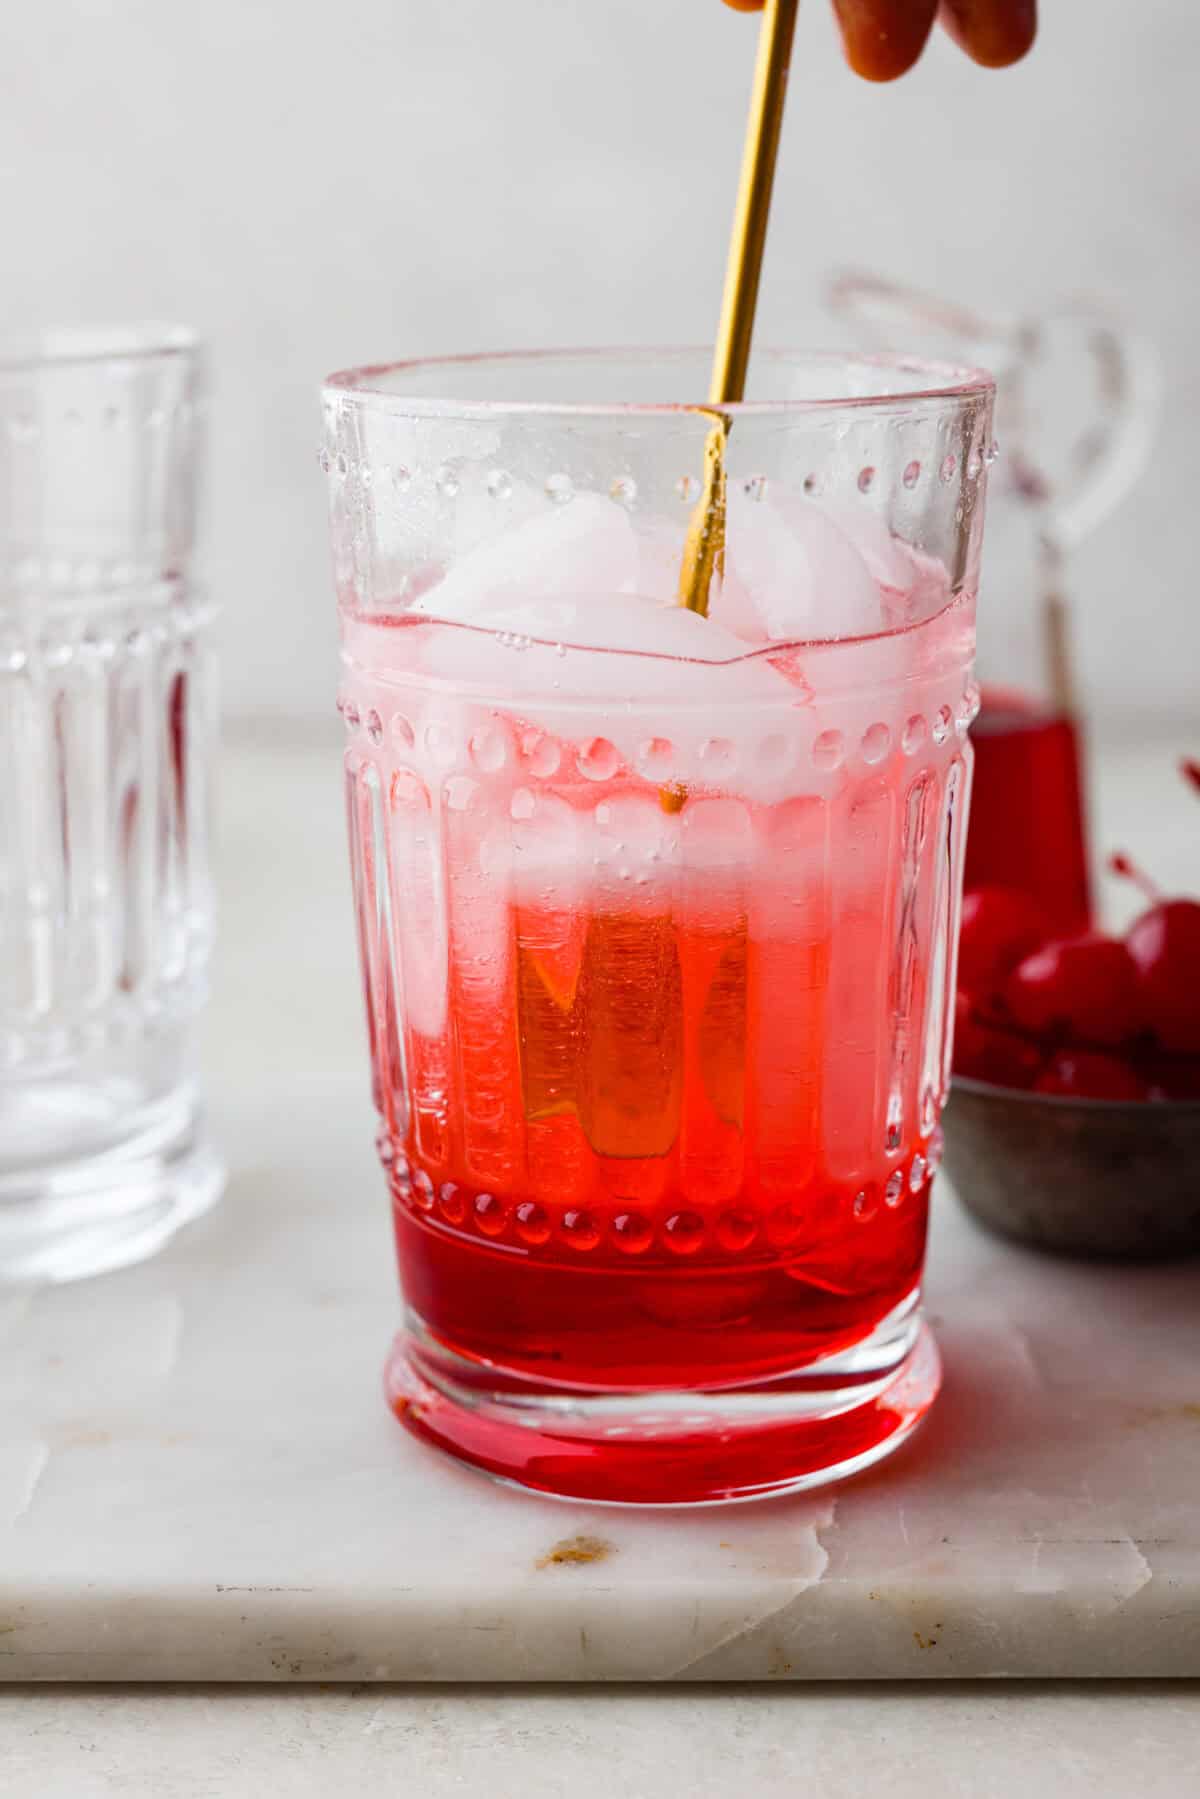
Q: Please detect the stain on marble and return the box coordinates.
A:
[536,1535,614,1569]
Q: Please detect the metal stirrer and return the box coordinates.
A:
[679,0,800,618]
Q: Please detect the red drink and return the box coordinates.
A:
[344,594,969,1502]
[325,347,994,1503]
[964,688,1091,934]
[393,901,931,1358]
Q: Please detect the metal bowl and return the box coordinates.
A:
[942,1076,1200,1260]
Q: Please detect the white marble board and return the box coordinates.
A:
[3,1070,1197,1682]
[1,738,1197,1682]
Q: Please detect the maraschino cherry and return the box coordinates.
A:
[1003,932,1141,1048]
[1110,832,1200,1057]
[957,887,1052,1001]
[953,992,1044,1089]
[954,758,1199,1099]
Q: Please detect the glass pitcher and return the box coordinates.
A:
[829,272,1160,934]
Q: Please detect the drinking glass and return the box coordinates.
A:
[324,349,994,1503]
[0,328,224,1283]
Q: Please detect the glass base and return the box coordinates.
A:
[0,1079,224,1284]
[384,1302,941,1506]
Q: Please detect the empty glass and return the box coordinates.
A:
[0,328,224,1282]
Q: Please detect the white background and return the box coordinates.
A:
[2,0,1196,727]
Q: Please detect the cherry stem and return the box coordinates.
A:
[1108,851,1160,903]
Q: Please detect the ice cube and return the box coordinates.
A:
[415,493,640,622]
[747,796,828,1202]
[632,516,690,603]
[818,501,919,602]
[716,488,887,644]
[349,499,808,791]
[821,772,896,1182]
[516,901,584,1121]
[452,475,544,561]
[388,769,449,1039]
[444,800,523,1189]
[481,590,754,662]
[388,768,452,1167]
[576,908,683,1161]
[679,800,751,1205]
[409,590,792,720]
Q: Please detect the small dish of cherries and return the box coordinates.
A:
[942,762,1200,1259]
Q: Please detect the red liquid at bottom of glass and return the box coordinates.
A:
[964,689,1091,933]
[383,1152,939,1503]
[392,1180,929,1391]
[389,1320,940,1506]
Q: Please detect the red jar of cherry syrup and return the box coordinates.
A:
[965,685,1092,935]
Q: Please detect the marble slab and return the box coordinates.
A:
[7,1682,1200,1799]
[2,735,1198,1682]
[1,1066,1198,1682]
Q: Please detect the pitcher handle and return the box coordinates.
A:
[828,273,1161,553]
[1034,304,1161,555]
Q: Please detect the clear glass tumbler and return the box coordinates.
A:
[324,349,994,1503]
[0,328,224,1283]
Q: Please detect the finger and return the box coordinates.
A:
[938,0,1037,68]
[832,1,939,82]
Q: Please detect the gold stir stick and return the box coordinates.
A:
[679,0,801,618]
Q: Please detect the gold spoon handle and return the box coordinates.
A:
[711,0,800,406]
[679,0,801,617]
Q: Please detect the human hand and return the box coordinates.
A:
[721,1,1037,83]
